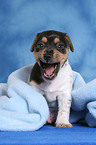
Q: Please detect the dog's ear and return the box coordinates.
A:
[64,33,74,52]
[30,33,40,52]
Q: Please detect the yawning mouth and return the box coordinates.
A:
[40,60,60,80]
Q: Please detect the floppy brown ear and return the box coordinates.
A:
[30,33,39,52]
[64,33,74,52]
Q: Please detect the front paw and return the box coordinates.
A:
[56,122,73,127]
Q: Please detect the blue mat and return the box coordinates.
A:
[0,124,96,145]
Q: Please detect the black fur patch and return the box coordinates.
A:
[33,30,69,54]
[30,63,44,84]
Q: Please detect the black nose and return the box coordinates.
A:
[44,54,52,62]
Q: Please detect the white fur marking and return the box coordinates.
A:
[29,60,73,127]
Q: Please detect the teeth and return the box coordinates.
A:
[44,73,54,78]
[54,64,57,69]
[55,65,57,69]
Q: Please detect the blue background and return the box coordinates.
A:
[0,0,96,83]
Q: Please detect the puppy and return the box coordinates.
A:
[28,30,74,127]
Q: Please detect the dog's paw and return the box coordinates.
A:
[56,122,73,127]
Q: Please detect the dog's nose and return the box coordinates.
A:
[44,54,52,62]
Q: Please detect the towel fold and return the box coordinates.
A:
[0,64,49,131]
[71,79,96,127]
[0,64,96,131]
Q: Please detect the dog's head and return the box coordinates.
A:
[31,30,74,80]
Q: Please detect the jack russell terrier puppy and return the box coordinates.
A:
[28,30,74,127]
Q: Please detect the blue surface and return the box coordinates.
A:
[0,124,96,145]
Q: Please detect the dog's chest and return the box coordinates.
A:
[30,62,73,104]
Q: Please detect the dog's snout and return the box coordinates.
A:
[44,54,52,62]
[43,49,53,62]
[46,49,53,54]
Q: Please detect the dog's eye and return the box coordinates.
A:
[37,42,45,48]
[57,43,64,49]
[56,43,66,54]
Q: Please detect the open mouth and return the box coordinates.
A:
[40,60,60,80]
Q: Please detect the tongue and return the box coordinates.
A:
[45,64,55,76]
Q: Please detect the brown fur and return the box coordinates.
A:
[42,37,48,43]
[54,38,60,44]
[33,48,68,67]
[30,34,39,52]
[65,34,74,52]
